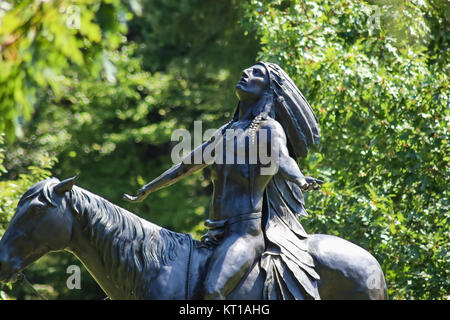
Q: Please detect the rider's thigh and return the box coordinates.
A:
[213,234,264,280]
[203,232,264,298]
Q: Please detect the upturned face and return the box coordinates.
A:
[235,64,269,103]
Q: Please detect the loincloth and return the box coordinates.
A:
[200,212,262,245]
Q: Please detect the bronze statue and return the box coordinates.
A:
[123,61,384,299]
[0,63,388,300]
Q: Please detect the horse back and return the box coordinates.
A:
[307,234,388,300]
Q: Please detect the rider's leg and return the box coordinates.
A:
[203,220,264,300]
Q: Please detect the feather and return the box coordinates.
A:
[280,254,320,299]
[282,86,317,146]
[261,258,282,300]
[273,258,295,300]
[272,256,305,299]
[281,253,320,281]
[275,97,309,158]
[272,174,304,210]
[281,72,320,141]
[265,215,314,266]
[267,179,309,238]
[265,206,309,251]
[265,62,320,159]
[272,173,307,217]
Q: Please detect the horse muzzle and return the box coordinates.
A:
[0,251,21,283]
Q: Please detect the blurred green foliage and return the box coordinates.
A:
[0,133,57,299]
[0,0,448,300]
[0,0,131,141]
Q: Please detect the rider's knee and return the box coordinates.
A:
[245,233,265,255]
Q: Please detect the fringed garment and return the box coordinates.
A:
[261,173,320,300]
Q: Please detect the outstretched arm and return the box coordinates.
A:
[123,137,214,203]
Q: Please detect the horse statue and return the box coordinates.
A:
[0,177,387,299]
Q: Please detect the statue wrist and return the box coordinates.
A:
[140,184,153,195]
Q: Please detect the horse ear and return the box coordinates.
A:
[54,175,79,195]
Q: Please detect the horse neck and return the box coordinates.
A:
[65,186,182,299]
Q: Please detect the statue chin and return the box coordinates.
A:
[235,86,259,104]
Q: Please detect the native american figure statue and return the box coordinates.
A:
[124,62,323,299]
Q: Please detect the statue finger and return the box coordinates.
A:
[305,176,315,184]
[123,194,137,202]
[298,178,308,190]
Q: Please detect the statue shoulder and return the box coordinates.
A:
[259,117,287,141]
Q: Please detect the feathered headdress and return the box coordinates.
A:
[264,62,320,158]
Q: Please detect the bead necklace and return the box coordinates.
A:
[248,113,263,144]
[221,112,264,145]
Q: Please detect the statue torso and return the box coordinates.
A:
[208,119,274,221]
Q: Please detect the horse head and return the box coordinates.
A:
[0,176,77,283]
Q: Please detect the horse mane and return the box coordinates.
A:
[43,178,187,294]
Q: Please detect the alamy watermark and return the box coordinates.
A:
[66,265,81,290]
[366,265,381,290]
[170,121,279,175]
[367,5,381,33]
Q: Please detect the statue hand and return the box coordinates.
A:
[306,176,323,191]
[298,176,323,191]
[123,188,147,203]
